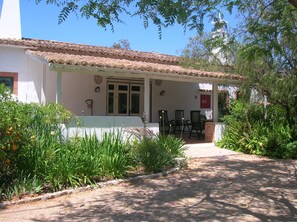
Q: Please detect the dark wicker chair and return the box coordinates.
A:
[174,110,190,133]
[188,110,205,139]
[158,110,174,135]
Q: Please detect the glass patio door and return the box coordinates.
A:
[129,84,144,116]
[107,82,143,116]
[117,84,129,115]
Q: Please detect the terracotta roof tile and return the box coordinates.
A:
[0,38,179,65]
[0,37,244,82]
[27,50,244,81]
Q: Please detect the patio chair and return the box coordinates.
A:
[188,110,204,139]
[158,110,174,135]
[201,114,207,127]
[174,110,190,133]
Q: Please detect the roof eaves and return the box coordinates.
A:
[23,46,244,84]
[48,62,243,85]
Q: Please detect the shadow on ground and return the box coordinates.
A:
[2,155,297,222]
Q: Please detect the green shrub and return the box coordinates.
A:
[219,99,296,158]
[0,99,34,189]
[0,84,76,194]
[133,135,185,173]
[283,141,297,159]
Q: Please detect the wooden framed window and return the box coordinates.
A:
[0,72,18,95]
[107,81,144,116]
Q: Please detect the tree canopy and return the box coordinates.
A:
[36,0,297,33]
[112,39,131,50]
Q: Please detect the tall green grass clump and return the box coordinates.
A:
[97,132,134,178]
[73,132,134,181]
[133,134,185,173]
[31,132,133,191]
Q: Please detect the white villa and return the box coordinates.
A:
[0,0,243,141]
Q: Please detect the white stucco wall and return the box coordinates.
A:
[0,46,108,114]
[27,56,44,103]
[45,69,57,103]
[0,46,42,103]
[65,116,159,141]
[57,76,215,120]
[56,72,106,116]
[151,80,213,122]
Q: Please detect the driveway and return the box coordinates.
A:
[184,142,239,158]
[0,146,297,221]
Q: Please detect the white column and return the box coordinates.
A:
[40,64,46,105]
[56,71,62,104]
[212,83,219,122]
[144,76,150,123]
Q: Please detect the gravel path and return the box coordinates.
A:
[1,154,297,222]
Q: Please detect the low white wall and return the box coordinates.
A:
[65,116,159,141]
[214,122,225,142]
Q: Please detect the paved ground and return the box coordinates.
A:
[184,143,239,158]
[1,144,297,221]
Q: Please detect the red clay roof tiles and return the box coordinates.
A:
[0,37,244,81]
[0,38,179,64]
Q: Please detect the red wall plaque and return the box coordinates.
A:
[200,94,211,109]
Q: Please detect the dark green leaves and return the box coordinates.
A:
[58,2,78,24]
[35,0,225,35]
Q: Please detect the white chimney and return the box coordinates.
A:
[0,0,22,39]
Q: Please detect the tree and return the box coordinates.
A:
[112,39,131,50]
[181,33,237,73]
[179,1,297,124]
[234,0,297,124]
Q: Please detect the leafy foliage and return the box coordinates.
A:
[234,1,297,122]
[0,85,186,200]
[180,1,297,127]
[218,100,297,158]
[35,1,297,38]
[0,84,76,193]
[132,135,185,173]
[180,33,238,73]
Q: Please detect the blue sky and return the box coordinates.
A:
[0,0,236,55]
